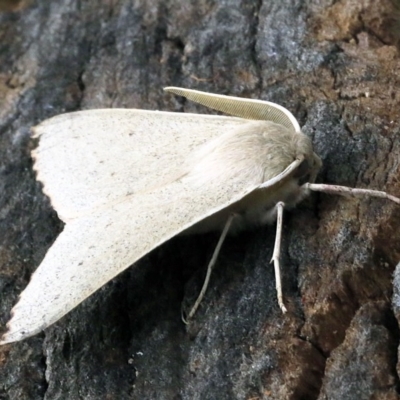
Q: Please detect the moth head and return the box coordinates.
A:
[293,154,321,185]
[293,133,322,185]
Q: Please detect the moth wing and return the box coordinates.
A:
[0,151,302,344]
[32,109,249,222]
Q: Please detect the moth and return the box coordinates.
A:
[1,87,399,344]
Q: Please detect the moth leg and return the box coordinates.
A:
[304,183,400,204]
[182,213,236,324]
[270,201,288,314]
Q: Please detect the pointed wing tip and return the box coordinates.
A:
[1,309,50,344]
[0,298,46,345]
[0,318,44,345]
[0,322,26,345]
[0,330,34,345]
[0,332,17,345]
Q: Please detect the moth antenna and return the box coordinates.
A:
[182,213,236,324]
[164,87,301,134]
[304,183,400,204]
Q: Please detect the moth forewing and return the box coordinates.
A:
[30,109,256,222]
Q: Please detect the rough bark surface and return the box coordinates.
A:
[0,0,400,399]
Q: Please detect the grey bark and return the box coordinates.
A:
[0,0,400,399]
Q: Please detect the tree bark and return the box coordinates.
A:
[0,0,400,399]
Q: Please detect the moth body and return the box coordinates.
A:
[185,121,321,234]
[2,86,395,345]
